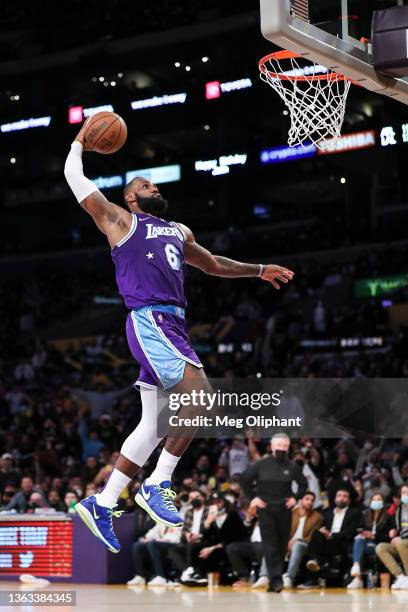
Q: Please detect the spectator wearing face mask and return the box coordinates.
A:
[299,488,361,589]
[26,492,49,513]
[240,433,308,593]
[168,490,209,584]
[376,483,408,590]
[4,477,47,513]
[0,486,16,508]
[347,493,393,589]
[363,476,391,508]
[182,494,247,586]
[226,502,263,587]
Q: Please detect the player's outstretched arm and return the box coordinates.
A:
[64,124,131,245]
[180,223,294,290]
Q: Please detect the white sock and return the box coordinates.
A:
[94,469,131,509]
[146,448,180,485]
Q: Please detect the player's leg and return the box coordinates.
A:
[136,363,211,527]
[75,386,165,552]
[149,364,210,479]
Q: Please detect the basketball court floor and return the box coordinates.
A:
[2,583,408,612]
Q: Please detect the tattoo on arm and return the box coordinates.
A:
[81,192,128,230]
[184,241,260,278]
[212,256,260,278]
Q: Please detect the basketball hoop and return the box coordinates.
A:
[259,50,351,149]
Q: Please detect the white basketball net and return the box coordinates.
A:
[260,54,351,149]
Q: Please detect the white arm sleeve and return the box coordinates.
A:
[64,141,98,203]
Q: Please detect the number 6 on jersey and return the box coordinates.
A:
[165,243,181,270]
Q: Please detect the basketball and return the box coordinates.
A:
[83,111,127,154]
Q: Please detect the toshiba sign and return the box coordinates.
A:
[318,130,376,155]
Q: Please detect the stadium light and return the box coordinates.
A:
[68,106,84,125]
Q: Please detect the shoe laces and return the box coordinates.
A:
[107,506,125,528]
[157,486,178,511]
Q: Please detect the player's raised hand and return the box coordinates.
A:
[73,119,92,151]
[260,264,294,290]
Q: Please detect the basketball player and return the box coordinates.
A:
[64,123,294,553]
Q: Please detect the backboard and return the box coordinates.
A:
[260,0,408,105]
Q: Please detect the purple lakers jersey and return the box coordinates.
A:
[111,212,187,309]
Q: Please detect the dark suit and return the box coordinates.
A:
[307,505,361,568]
[240,456,308,586]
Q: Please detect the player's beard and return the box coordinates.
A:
[137,195,168,216]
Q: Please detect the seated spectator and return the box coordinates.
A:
[363,476,391,508]
[0,453,21,490]
[326,466,362,506]
[0,485,16,508]
[168,490,208,582]
[300,488,361,588]
[376,483,408,590]
[347,493,393,589]
[26,492,49,513]
[4,477,47,513]
[85,482,97,497]
[47,489,66,512]
[226,503,263,587]
[127,522,181,587]
[182,493,247,586]
[64,490,79,513]
[282,491,324,588]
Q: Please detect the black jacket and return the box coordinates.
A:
[360,509,393,544]
[202,511,247,546]
[240,455,308,508]
[321,506,362,542]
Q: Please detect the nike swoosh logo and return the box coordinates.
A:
[139,217,149,221]
[93,505,100,520]
[142,484,151,500]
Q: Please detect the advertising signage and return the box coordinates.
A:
[354,274,408,298]
[0,520,72,577]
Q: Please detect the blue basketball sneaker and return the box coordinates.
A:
[74,495,124,554]
[135,480,183,527]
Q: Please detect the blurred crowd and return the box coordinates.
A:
[2,425,408,589]
[2,241,408,378]
[1,221,408,589]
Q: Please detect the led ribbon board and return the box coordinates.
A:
[1,117,51,133]
[0,520,72,577]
